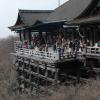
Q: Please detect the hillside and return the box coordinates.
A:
[0,36,100,100]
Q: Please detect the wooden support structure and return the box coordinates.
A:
[13,53,59,94]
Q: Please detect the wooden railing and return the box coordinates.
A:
[15,47,59,60]
[86,46,100,54]
[14,41,80,61]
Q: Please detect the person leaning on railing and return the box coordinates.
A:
[17,41,23,48]
[28,41,33,49]
[23,40,28,49]
[74,39,80,55]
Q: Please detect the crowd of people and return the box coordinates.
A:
[52,34,88,54]
[17,33,91,56]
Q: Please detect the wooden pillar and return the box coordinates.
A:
[28,30,32,45]
[54,63,59,85]
[36,61,40,94]
[90,27,96,46]
[76,65,81,83]
[45,63,48,89]
[45,32,47,44]
[55,68,59,84]
[89,27,93,46]
[19,31,22,41]
[93,27,97,45]
[23,30,26,40]
[72,28,75,41]
[28,59,32,93]
[23,57,25,92]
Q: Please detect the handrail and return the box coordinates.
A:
[15,47,59,60]
[14,41,81,60]
[86,46,100,54]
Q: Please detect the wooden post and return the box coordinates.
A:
[91,27,94,46]
[28,59,32,93]
[28,30,32,45]
[76,65,81,83]
[93,28,96,45]
[72,28,74,41]
[36,61,40,95]
[45,63,48,89]
[55,68,59,85]
[21,57,25,93]
[84,58,87,67]
[19,31,22,41]
[23,30,26,40]
[54,63,59,86]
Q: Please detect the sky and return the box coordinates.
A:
[0,0,68,38]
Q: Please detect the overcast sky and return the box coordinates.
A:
[0,0,68,38]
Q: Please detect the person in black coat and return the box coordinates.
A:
[74,39,80,52]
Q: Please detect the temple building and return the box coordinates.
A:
[9,0,100,93]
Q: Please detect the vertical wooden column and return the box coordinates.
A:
[16,56,20,93]
[28,59,32,93]
[45,32,47,44]
[28,30,32,45]
[45,63,48,89]
[36,61,40,94]
[93,27,96,46]
[72,28,74,41]
[22,57,25,92]
[54,63,59,85]
[19,31,22,41]
[93,27,96,45]
[23,30,25,40]
[76,64,81,83]
[55,68,59,84]
[91,27,94,46]
[18,57,25,93]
